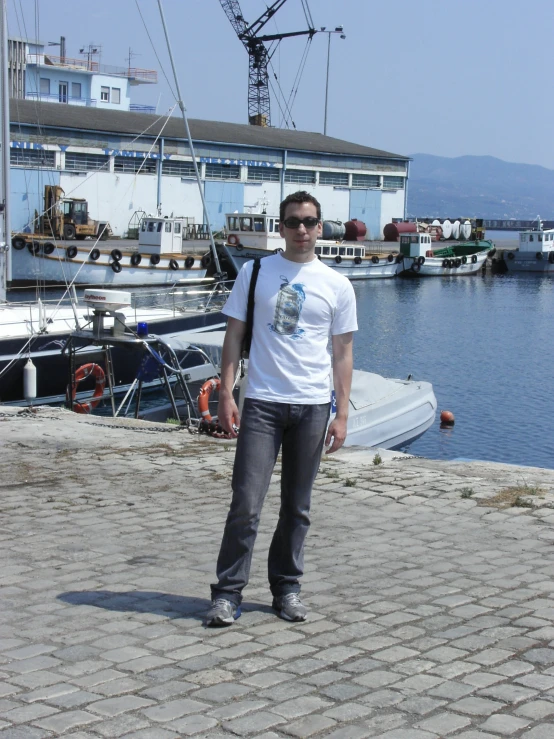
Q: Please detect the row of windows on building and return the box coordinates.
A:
[38,78,121,103]
[9,149,405,189]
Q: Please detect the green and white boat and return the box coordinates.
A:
[398,232,494,276]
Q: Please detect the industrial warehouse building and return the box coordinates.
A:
[9,98,409,239]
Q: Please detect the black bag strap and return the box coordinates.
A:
[242,258,261,358]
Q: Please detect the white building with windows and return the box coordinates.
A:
[7,37,157,112]
[9,99,410,239]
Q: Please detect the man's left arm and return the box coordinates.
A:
[325,331,354,454]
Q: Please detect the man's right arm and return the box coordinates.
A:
[217,316,247,436]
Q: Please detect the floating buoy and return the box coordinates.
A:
[440,410,455,425]
[23,358,37,401]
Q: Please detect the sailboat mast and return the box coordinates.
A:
[0,0,11,299]
[156,0,224,279]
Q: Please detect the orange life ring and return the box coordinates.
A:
[197,377,220,422]
[70,363,105,414]
[227,234,240,245]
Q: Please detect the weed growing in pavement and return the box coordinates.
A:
[460,488,475,498]
[373,453,382,465]
[165,418,180,425]
[344,478,357,487]
[325,469,341,480]
[477,483,545,509]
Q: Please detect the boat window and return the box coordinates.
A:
[331,247,338,256]
[157,222,163,232]
[228,216,239,231]
[174,223,181,234]
[346,248,354,257]
[411,235,419,243]
[147,222,155,232]
[315,246,321,254]
[521,235,527,242]
[354,248,362,257]
[400,235,409,244]
[275,219,280,231]
[339,247,346,256]
[254,217,265,232]
[240,217,253,232]
[530,234,534,242]
[322,246,330,255]
[141,221,147,232]
[268,219,274,231]
[165,222,172,233]
[538,234,542,241]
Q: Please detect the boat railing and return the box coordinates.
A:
[129,280,234,318]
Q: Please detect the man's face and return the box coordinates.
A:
[279,201,322,262]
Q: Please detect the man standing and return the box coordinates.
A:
[206,191,357,627]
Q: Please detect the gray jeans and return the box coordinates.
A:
[211,398,331,606]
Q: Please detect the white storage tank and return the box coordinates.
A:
[460,220,472,240]
[451,220,461,239]
[441,219,453,239]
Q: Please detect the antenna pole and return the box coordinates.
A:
[156,0,224,277]
[0,0,11,295]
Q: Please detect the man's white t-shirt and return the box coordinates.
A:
[222,253,358,404]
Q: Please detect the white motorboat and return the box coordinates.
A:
[502,217,554,273]
[397,232,494,277]
[0,285,229,406]
[339,369,437,449]
[221,212,400,280]
[138,331,437,450]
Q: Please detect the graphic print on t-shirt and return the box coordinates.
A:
[268,276,306,339]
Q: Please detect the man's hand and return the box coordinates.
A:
[324,416,347,454]
[217,393,240,438]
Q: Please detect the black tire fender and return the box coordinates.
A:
[201,254,212,268]
[110,248,122,262]
[131,252,142,266]
[111,260,122,273]
[371,255,379,264]
[411,261,421,273]
[354,256,362,265]
[66,245,78,259]
[417,256,425,266]
[184,256,195,269]
[150,254,161,266]
[335,255,342,264]
[12,236,26,250]
[89,248,100,261]
[44,242,55,255]
[169,258,179,271]
[471,254,478,264]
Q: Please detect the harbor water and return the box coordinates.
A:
[353,269,553,470]
[7,242,553,470]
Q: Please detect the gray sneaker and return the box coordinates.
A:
[206,598,241,627]
[272,593,307,622]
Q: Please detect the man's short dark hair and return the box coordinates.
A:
[280,191,322,222]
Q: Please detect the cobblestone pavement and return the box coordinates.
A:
[2,406,554,738]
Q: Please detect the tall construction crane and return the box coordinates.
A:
[218,0,316,127]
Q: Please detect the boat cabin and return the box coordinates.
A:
[518,220,554,253]
[399,233,434,258]
[138,216,188,254]
[226,213,283,250]
[314,244,365,259]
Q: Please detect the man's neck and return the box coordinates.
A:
[281,249,317,264]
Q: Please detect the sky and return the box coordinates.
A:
[7,0,554,169]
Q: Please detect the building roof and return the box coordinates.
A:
[10,99,408,161]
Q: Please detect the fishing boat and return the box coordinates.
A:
[11,208,216,288]
[221,212,400,280]
[502,217,554,273]
[397,232,494,276]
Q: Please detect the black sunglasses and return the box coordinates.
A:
[282,216,320,230]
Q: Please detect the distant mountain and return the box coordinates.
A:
[407,154,554,219]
